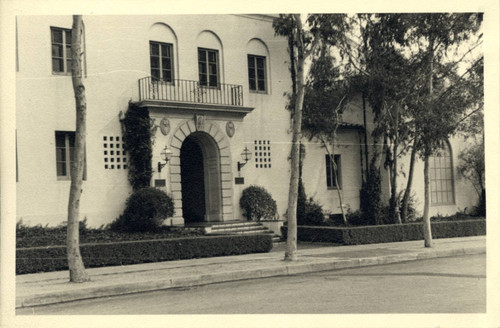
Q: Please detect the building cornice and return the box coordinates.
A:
[135,100,254,120]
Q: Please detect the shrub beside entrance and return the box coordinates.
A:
[239,185,278,221]
[110,187,174,232]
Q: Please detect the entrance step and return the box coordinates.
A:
[202,221,282,243]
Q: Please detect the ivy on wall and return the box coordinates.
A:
[122,103,153,191]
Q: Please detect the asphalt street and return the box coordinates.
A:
[17,253,485,314]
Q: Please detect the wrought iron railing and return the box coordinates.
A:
[138,77,244,106]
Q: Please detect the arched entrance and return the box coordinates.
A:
[180,132,222,223]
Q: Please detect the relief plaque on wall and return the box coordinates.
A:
[160,118,170,136]
[195,114,205,130]
[226,121,235,137]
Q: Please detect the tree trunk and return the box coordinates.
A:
[423,37,435,248]
[285,14,305,262]
[423,154,433,247]
[391,108,402,224]
[401,143,417,223]
[321,136,347,225]
[67,15,90,282]
[362,94,369,181]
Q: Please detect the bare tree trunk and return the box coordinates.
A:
[391,108,402,224]
[285,14,305,261]
[423,38,434,248]
[401,143,417,222]
[362,94,369,179]
[321,136,347,225]
[332,156,347,225]
[423,154,432,247]
[67,15,90,282]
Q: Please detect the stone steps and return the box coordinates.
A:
[203,221,282,243]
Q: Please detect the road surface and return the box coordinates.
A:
[18,253,485,314]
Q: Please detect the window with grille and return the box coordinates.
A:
[103,136,127,170]
[248,54,266,92]
[326,154,341,189]
[150,41,174,82]
[55,131,86,180]
[254,140,271,168]
[198,48,219,87]
[51,27,72,73]
[430,142,455,205]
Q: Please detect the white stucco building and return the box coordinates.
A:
[15,14,480,228]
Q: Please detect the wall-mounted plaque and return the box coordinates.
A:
[160,118,170,135]
[235,177,244,184]
[154,179,166,187]
[195,114,205,130]
[226,121,235,137]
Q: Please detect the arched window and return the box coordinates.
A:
[430,141,455,205]
[197,30,224,87]
[246,38,270,93]
[149,23,178,81]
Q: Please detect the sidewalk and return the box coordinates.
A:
[16,236,485,309]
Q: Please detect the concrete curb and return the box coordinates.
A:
[16,244,485,308]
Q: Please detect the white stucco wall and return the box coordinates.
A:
[301,129,365,215]
[16,14,479,227]
[16,14,292,227]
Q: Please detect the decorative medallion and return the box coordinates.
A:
[226,121,235,138]
[159,118,170,136]
[195,114,205,131]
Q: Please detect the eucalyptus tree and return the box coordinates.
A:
[67,15,90,282]
[273,14,319,261]
[361,14,419,225]
[301,49,352,225]
[395,13,483,247]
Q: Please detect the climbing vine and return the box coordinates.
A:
[122,103,153,191]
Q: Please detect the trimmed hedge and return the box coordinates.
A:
[281,219,485,245]
[17,234,273,274]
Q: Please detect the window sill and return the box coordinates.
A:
[52,71,71,76]
[430,202,456,207]
[249,90,268,95]
[199,85,221,90]
[57,177,87,181]
[327,187,342,190]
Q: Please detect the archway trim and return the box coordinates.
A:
[169,118,234,222]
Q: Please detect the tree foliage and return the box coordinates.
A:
[457,138,485,198]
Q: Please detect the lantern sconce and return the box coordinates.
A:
[237,146,252,171]
[158,145,173,173]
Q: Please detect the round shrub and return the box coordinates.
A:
[240,185,277,221]
[111,187,174,232]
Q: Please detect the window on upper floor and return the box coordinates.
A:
[55,131,86,180]
[248,54,266,92]
[51,27,72,74]
[150,41,174,82]
[198,48,219,87]
[326,154,342,189]
[430,141,455,205]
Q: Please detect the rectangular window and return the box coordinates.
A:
[198,48,219,87]
[248,55,266,92]
[51,27,72,73]
[55,131,86,180]
[150,41,174,82]
[326,154,341,189]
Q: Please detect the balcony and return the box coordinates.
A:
[138,76,250,108]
